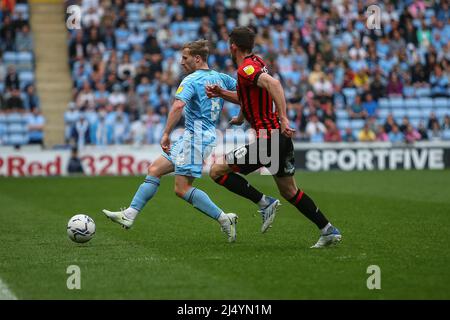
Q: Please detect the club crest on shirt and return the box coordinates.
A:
[243,65,255,75]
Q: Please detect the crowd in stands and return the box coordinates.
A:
[4,0,450,147]
[0,0,44,146]
[64,0,450,148]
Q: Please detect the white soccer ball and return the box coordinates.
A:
[67,214,96,243]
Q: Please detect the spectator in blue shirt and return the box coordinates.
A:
[388,125,404,143]
[28,108,45,145]
[430,65,449,97]
[362,93,378,117]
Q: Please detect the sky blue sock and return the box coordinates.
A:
[130,175,160,211]
[182,187,222,220]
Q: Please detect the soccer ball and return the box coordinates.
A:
[67,214,96,243]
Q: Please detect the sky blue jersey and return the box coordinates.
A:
[175,69,236,146]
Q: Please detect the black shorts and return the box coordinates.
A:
[225,131,295,177]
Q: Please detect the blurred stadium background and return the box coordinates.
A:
[0,0,449,169]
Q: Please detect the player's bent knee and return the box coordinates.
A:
[174,184,190,198]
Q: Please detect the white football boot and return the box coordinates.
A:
[311,226,342,248]
[219,213,238,243]
[258,196,281,233]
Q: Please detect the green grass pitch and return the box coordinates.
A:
[1,170,449,299]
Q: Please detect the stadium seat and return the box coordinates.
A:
[14,3,29,14]
[19,71,35,87]
[407,108,422,119]
[3,51,16,66]
[436,108,449,118]
[390,97,404,109]
[404,98,419,109]
[421,108,433,118]
[410,118,421,128]
[5,113,27,124]
[7,123,28,134]
[378,98,390,109]
[403,86,415,98]
[127,12,140,23]
[126,3,143,13]
[336,109,349,119]
[0,82,4,93]
[416,87,431,97]
[337,119,350,130]
[418,97,434,108]
[378,108,391,119]
[17,51,33,63]
[5,133,29,145]
[433,98,448,108]
[443,130,450,141]
[392,109,406,118]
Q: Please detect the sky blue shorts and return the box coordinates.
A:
[162,136,214,178]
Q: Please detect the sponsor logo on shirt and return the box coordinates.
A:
[243,65,255,76]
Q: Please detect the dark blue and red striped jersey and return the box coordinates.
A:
[236,54,280,136]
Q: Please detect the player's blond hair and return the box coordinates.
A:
[182,39,209,61]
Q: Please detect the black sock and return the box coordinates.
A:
[289,189,329,229]
[215,173,263,204]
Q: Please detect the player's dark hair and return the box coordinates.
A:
[229,27,255,53]
[182,39,209,61]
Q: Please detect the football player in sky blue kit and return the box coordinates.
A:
[103,40,239,242]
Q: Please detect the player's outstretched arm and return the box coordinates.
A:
[256,73,296,138]
[206,84,240,105]
[161,99,186,153]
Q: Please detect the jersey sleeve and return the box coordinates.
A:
[237,61,262,85]
[221,73,237,91]
[174,79,195,103]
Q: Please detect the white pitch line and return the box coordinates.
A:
[0,277,18,300]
